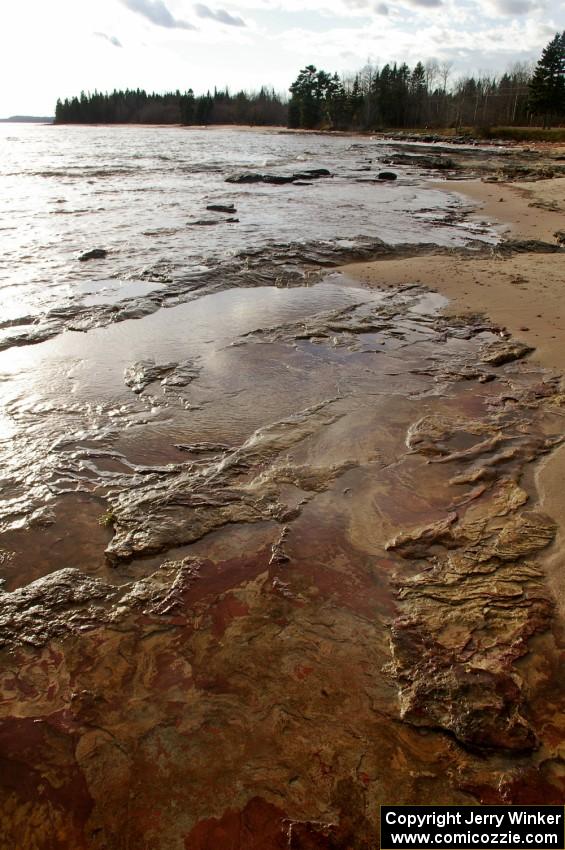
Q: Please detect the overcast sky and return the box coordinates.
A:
[0,0,562,115]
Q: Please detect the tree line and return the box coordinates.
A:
[288,32,564,130]
[54,87,287,126]
[54,31,563,130]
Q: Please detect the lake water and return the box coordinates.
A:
[0,124,496,585]
[0,124,489,329]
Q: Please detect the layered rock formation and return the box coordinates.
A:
[1,284,564,849]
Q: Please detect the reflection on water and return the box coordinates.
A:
[0,125,495,590]
[0,125,487,329]
[0,275,451,587]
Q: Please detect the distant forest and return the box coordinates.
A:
[54,88,287,126]
[54,31,564,130]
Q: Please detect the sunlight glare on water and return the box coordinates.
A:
[0,124,482,326]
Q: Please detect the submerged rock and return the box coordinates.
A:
[378,171,398,181]
[104,401,347,562]
[190,217,239,225]
[124,358,198,394]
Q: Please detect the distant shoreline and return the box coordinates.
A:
[10,121,563,145]
[0,116,53,124]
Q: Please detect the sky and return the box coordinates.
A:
[0,0,562,115]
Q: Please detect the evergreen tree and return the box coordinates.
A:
[180,89,195,124]
[327,73,349,128]
[289,65,323,128]
[528,31,565,127]
[349,76,364,126]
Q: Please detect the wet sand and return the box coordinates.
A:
[340,175,565,370]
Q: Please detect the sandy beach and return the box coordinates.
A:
[340,172,565,371]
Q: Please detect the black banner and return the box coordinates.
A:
[380,806,564,849]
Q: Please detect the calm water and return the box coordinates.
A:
[0,124,496,585]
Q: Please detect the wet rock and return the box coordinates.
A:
[191,217,239,225]
[227,173,292,185]
[378,171,397,181]
[1,238,537,357]
[385,513,458,558]
[292,168,331,179]
[241,300,396,348]
[489,511,557,560]
[226,169,331,185]
[206,203,237,214]
[268,526,291,566]
[481,340,534,366]
[124,358,198,394]
[0,568,117,646]
[78,248,108,261]
[175,441,231,455]
[387,402,559,753]
[105,401,345,562]
[2,274,565,843]
[496,239,564,255]
[554,230,565,246]
[390,629,539,752]
[384,154,457,170]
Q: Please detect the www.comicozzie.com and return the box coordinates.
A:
[380,806,565,849]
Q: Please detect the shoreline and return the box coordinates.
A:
[339,175,565,371]
[339,171,565,619]
[2,127,565,843]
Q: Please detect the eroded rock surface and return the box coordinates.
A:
[124,358,199,394]
[1,278,564,849]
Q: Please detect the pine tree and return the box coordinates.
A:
[528,31,565,128]
[289,65,323,128]
[180,89,195,124]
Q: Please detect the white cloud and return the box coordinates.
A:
[119,0,196,29]
[194,3,246,24]
[94,31,124,46]
[0,0,561,115]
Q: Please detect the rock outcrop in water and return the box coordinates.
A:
[226,168,331,185]
[78,248,108,261]
[104,401,350,562]
[124,358,199,394]
[0,236,561,357]
[206,203,237,213]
